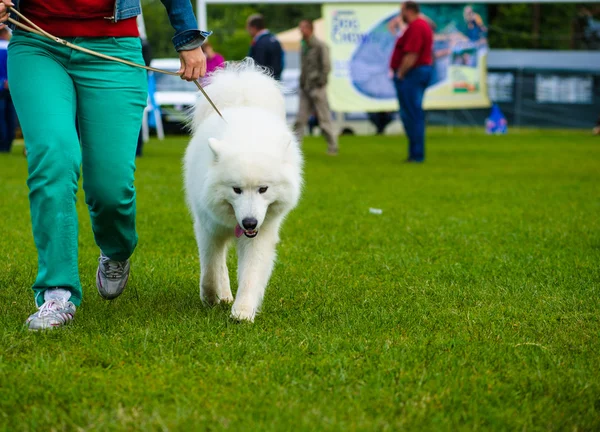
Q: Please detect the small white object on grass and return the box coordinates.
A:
[369,208,383,215]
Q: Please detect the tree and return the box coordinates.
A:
[141,1,320,60]
[141,1,598,58]
[207,4,320,60]
[487,3,580,50]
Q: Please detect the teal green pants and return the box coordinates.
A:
[8,31,148,307]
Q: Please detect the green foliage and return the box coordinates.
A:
[1,129,599,430]
[207,4,320,60]
[488,3,578,49]
[202,5,255,61]
[140,1,595,58]
[141,0,178,58]
[141,1,320,60]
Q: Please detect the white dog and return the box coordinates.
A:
[184,61,303,322]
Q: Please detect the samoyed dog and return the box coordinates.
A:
[184,61,303,322]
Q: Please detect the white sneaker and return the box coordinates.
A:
[25,288,76,331]
[96,252,130,300]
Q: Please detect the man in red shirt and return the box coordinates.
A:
[389,1,433,163]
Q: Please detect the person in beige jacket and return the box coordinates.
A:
[294,20,338,155]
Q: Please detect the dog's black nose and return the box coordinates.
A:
[242,217,258,230]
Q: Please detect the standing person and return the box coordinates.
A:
[202,42,225,76]
[294,19,338,156]
[390,1,433,163]
[3,0,209,330]
[246,14,284,81]
[0,26,15,153]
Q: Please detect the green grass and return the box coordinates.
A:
[1,129,599,431]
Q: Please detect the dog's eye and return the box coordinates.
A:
[233,187,242,194]
[258,187,268,194]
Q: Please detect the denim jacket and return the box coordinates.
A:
[9,0,211,51]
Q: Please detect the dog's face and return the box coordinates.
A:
[228,182,272,238]
[206,137,299,238]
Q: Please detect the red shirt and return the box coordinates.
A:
[21,0,139,38]
[389,17,433,71]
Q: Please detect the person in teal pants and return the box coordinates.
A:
[1,0,209,330]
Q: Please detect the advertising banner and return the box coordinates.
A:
[324,3,491,111]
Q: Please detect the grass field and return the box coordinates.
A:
[0,129,599,431]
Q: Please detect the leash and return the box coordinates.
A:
[6,7,226,122]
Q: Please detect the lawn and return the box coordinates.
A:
[0,129,599,431]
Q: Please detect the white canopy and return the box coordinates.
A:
[276,18,325,51]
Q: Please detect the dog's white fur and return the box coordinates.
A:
[184,61,303,322]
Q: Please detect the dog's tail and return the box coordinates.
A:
[188,58,286,130]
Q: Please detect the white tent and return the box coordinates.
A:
[276,18,325,51]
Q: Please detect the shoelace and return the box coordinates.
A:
[37,300,63,317]
[100,256,126,280]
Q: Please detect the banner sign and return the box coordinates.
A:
[324,3,490,111]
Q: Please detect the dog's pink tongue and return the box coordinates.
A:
[235,224,244,238]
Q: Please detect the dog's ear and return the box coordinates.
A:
[208,138,224,161]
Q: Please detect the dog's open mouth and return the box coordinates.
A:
[235,224,258,239]
[244,230,258,238]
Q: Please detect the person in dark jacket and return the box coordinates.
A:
[246,14,284,81]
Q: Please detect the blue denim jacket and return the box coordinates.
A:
[9,0,211,51]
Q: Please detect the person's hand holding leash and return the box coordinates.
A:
[0,0,14,28]
[178,46,207,81]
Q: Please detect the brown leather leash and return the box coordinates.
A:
[6,7,226,121]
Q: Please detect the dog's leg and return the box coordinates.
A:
[216,252,234,304]
[231,221,281,322]
[196,220,233,305]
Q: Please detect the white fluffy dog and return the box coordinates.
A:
[184,61,303,322]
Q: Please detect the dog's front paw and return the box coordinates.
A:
[201,286,220,306]
[219,293,234,304]
[230,303,256,323]
[201,286,233,306]
[217,274,233,304]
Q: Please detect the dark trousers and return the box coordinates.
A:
[0,90,16,152]
[393,66,432,162]
[136,130,143,157]
[368,112,394,135]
